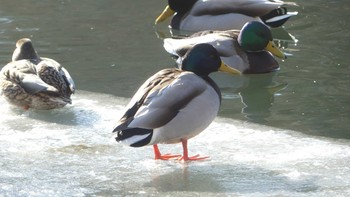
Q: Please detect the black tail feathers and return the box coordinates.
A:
[261,7,297,28]
[114,128,153,147]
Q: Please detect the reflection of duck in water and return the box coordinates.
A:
[220,72,287,124]
[163,21,286,74]
[155,0,298,32]
[0,38,75,110]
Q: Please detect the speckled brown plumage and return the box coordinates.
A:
[0,38,75,110]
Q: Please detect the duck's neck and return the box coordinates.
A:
[244,51,279,74]
[169,0,197,30]
[201,76,222,104]
[171,14,182,30]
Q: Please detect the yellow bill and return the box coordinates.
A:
[155,5,175,24]
[219,61,241,75]
[265,41,286,59]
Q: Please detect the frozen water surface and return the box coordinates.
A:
[0,91,349,196]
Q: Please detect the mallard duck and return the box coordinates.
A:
[164,21,286,74]
[155,0,298,32]
[0,38,75,110]
[113,43,240,161]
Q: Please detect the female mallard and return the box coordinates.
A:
[164,21,286,74]
[155,0,298,32]
[113,43,240,161]
[0,38,75,110]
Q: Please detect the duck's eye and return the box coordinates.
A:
[209,55,216,59]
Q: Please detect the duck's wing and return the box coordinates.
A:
[163,38,192,58]
[164,30,240,59]
[39,58,75,94]
[1,60,59,95]
[60,67,75,93]
[188,29,239,38]
[113,69,207,132]
[193,0,289,17]
[20,75,59,95]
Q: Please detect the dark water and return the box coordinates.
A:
[1,0,350,196]
[1,0,348,138]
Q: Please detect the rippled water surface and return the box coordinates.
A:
[0,0,350,196]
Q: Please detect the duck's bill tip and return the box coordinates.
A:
[155,5,175,24]
[219,62,241,75]
[266,41,286,59]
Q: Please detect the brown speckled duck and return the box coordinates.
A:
[0,38,75,110]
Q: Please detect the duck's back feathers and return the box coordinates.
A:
[36,58,75,95]
[1,60,59,95]
[164,30,240,58]
[20,73,59,95]
[192,0,284,17]
[114,68,182,131]
[114,68,209,130]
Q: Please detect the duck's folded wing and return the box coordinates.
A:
[163,38,194,57]
[39,58,76,94]
[20,75,59,95]
[165,33,226,57]
[113,70,206,131]
[193,0,284,17]
[60,67,76,93]
[113,69,179,131]
[164,32,238,59]
[1,60,59,95]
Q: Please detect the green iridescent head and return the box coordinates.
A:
[238,21,285,58]
[181,43,241,76]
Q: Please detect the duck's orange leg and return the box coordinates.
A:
[153,144,181,160]
[178,139,209,161]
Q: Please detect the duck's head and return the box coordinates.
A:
[155,0,197,24]
[181,43,241,76]
[238,21,286,59]
[12,38,40,62]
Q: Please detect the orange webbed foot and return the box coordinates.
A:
[178,154,210,162]
[152,140,210,162]
[154,153,182,160]
[153,144,181,160]
[178,139,210,162]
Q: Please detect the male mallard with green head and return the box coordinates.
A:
[164,21,286,74]
[0,38,75,110]
[113,43,240,161]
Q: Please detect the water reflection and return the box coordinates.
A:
[217,73,287,124]
[146,163,318,194]
[239,74,287,124]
